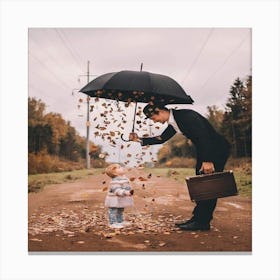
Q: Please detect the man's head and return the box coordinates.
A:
[143,103,170,124]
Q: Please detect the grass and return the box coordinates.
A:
[28,168,105,193]
[29,167,252,197]
[144,167,252,197]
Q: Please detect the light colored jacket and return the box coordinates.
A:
[104,176,134,208]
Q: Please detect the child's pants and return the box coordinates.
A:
[108,207,124,224]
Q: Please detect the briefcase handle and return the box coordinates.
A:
[198,170,214,175]
[198,170,233,175]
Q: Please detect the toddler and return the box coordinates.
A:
[104,164,134,229]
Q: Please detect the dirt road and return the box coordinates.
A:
[28,169,252,252]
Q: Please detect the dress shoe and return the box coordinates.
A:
[178,221,210,231]
[175,218,195,227]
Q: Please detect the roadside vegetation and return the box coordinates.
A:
[28,168,104,193]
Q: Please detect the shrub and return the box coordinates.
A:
[28,152,85,174]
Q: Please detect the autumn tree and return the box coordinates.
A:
[157,133,196,163]
[28,97,101,162]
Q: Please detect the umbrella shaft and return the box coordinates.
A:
[132,102,138,132]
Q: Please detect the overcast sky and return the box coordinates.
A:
[28,28,251,166]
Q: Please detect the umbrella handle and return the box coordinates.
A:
[121,133,131,142]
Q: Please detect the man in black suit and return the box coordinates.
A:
[129,103,230,231]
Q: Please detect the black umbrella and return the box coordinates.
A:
[80,70,193,104]
[79,70,194,141]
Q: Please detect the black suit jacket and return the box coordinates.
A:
[141,109,230,162]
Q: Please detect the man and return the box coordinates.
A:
[129,103,230,231]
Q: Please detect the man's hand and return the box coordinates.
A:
[200,162,215,174]
[129,132,140,142]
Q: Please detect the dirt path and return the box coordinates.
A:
[28,169,252,252]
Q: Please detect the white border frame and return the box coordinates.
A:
[1,1,279,280]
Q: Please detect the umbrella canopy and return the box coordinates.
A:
[79,70,194,105]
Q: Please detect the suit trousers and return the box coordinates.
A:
[192,155,229,224]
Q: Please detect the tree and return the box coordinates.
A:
[28,97,46,126]
[206,105,224,133]
[221,76,252,157]
[157,134,196,163]
[28,97,102,162]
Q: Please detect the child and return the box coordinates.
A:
[104,164,134,229]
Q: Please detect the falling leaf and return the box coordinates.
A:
[147,173,152,179]
[129,177,136,182]
[138,177,147,181]
[127,153,132,157]
[102,186,108,192]
[79,98,83,103]
[102,181,106,184]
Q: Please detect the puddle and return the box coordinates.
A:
[106,238,147,249]
[223,202,244,209]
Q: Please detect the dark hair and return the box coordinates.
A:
[143,103,169,118]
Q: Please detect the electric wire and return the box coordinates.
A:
[54,28,84,72]
[181,28,215,84]
[29,52,70,90]
[60,29,85,69]
[29,35,76,86]
[197,32,251,91]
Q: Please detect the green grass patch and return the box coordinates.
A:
[145,168,252,197]
[28,168,105,193]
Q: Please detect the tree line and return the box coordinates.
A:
[157,75,252,163]
[28,97,103,173]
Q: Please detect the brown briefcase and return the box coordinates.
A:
[185,171,238,201]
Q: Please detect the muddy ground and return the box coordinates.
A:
[28,169,251,252]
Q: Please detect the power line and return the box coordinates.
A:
[60,29,85,69]
[54,28,84,72]
[197,32,251,91]
[29,35,77,86]
[181,28,215,84]
[29,52,70,90]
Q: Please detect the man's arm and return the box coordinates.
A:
[129,125,176,145]
[140,125,176,146]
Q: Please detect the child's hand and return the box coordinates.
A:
[130,189,134,195]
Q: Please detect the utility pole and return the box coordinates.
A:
[75,61,97,169]
[86,61,90,169]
